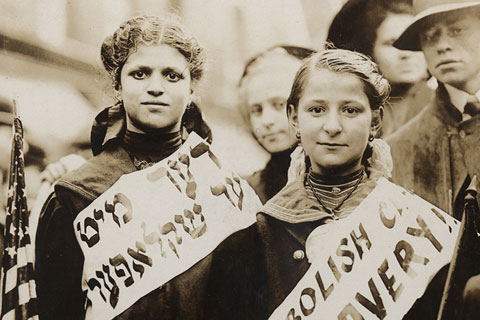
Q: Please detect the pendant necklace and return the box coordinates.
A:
[131,155,156,170]
[306,168,364,215]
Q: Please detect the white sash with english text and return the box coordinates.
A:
[270,178,460,320]
[73,133,261,320]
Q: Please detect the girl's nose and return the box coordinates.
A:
[323,112,342,136]
[261,105,276,129]
[147,74,164,96]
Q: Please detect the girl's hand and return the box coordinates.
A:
[40,154,86,184]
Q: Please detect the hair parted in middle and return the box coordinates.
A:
[287,48,390,172]
[100,14,206,91]
[287,48,390,113]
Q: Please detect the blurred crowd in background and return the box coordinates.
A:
[7,0,480,318]
[0,0,329,177]
[0,0,433,223]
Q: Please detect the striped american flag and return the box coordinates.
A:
[1,107,38,320]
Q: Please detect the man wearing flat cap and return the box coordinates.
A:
[387,0,480,318]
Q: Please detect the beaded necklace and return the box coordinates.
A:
[306,168,364,215]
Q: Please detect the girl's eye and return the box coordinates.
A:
[343,107,359,115]
[131,71,147,80]
[250,105,262,116]
[166,72,181,82]
[272,100,286,110]
[309,106,325,114]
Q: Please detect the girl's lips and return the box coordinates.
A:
[263,131,285,140]
[141,101,169,106]
[319,142,347,147]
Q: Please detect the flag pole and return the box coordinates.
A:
[437,176,480,319]
[1,99,39,320]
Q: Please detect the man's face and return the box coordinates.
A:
[420,9,480,93]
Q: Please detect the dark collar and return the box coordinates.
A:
[91,102,126,156]
[434,84,463,125]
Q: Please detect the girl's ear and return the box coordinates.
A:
[287,104,299,131]
[370,106,384,137]
[114,85,122,100]
[190,79,198,95]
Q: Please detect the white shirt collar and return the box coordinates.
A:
[445,84,480,113]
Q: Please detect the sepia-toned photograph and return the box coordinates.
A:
[0,0,479,319]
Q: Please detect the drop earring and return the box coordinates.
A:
[296,131,301,139]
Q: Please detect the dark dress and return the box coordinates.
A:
[246,148,294,204]
[35,104,214,319]
[205,168,381,319]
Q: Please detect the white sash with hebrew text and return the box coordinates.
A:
[74,133,261,320]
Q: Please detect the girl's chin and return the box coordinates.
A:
[311,157,363,175]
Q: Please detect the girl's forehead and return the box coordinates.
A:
[300,68,370,103]
[243,57,301,86]
[305,68,362,88]
[123,43,188,70]
[245,69,296,98]
[247,49,302,77]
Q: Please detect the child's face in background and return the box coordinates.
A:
[291,68,375,176]
[244,56,301,153]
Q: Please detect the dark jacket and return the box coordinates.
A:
[36,103,215,319]
[35,142,215,320]
[387,83,480,318]
[387,84,480,219]
[206,169,381,319]
[36,141,215,320]
[246,148,293,204]
[381,80,433,138]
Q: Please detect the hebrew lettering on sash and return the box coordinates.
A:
[184,203,205,225]
[95,265,120,308]
[146,167,182,192]
[94,208,104,221]
[225,175,244,210]
[175,203,207,239]
[178,153,194,180]
[109,254,134,287]
[190,141,221,169]
[87,278,106,303]
[178,154,198,200]
[142,221,166,258]
[104,193,134,227]
[104,201,120,227]
[77,217,100,248]
[115,193,133,224]
[211,184,236,207]
[168,160,187,181]
[211,173,245,209]
[168,157,197,200]
[127,241,153,279]
[147,167,167,182]
[160,222,182,258]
